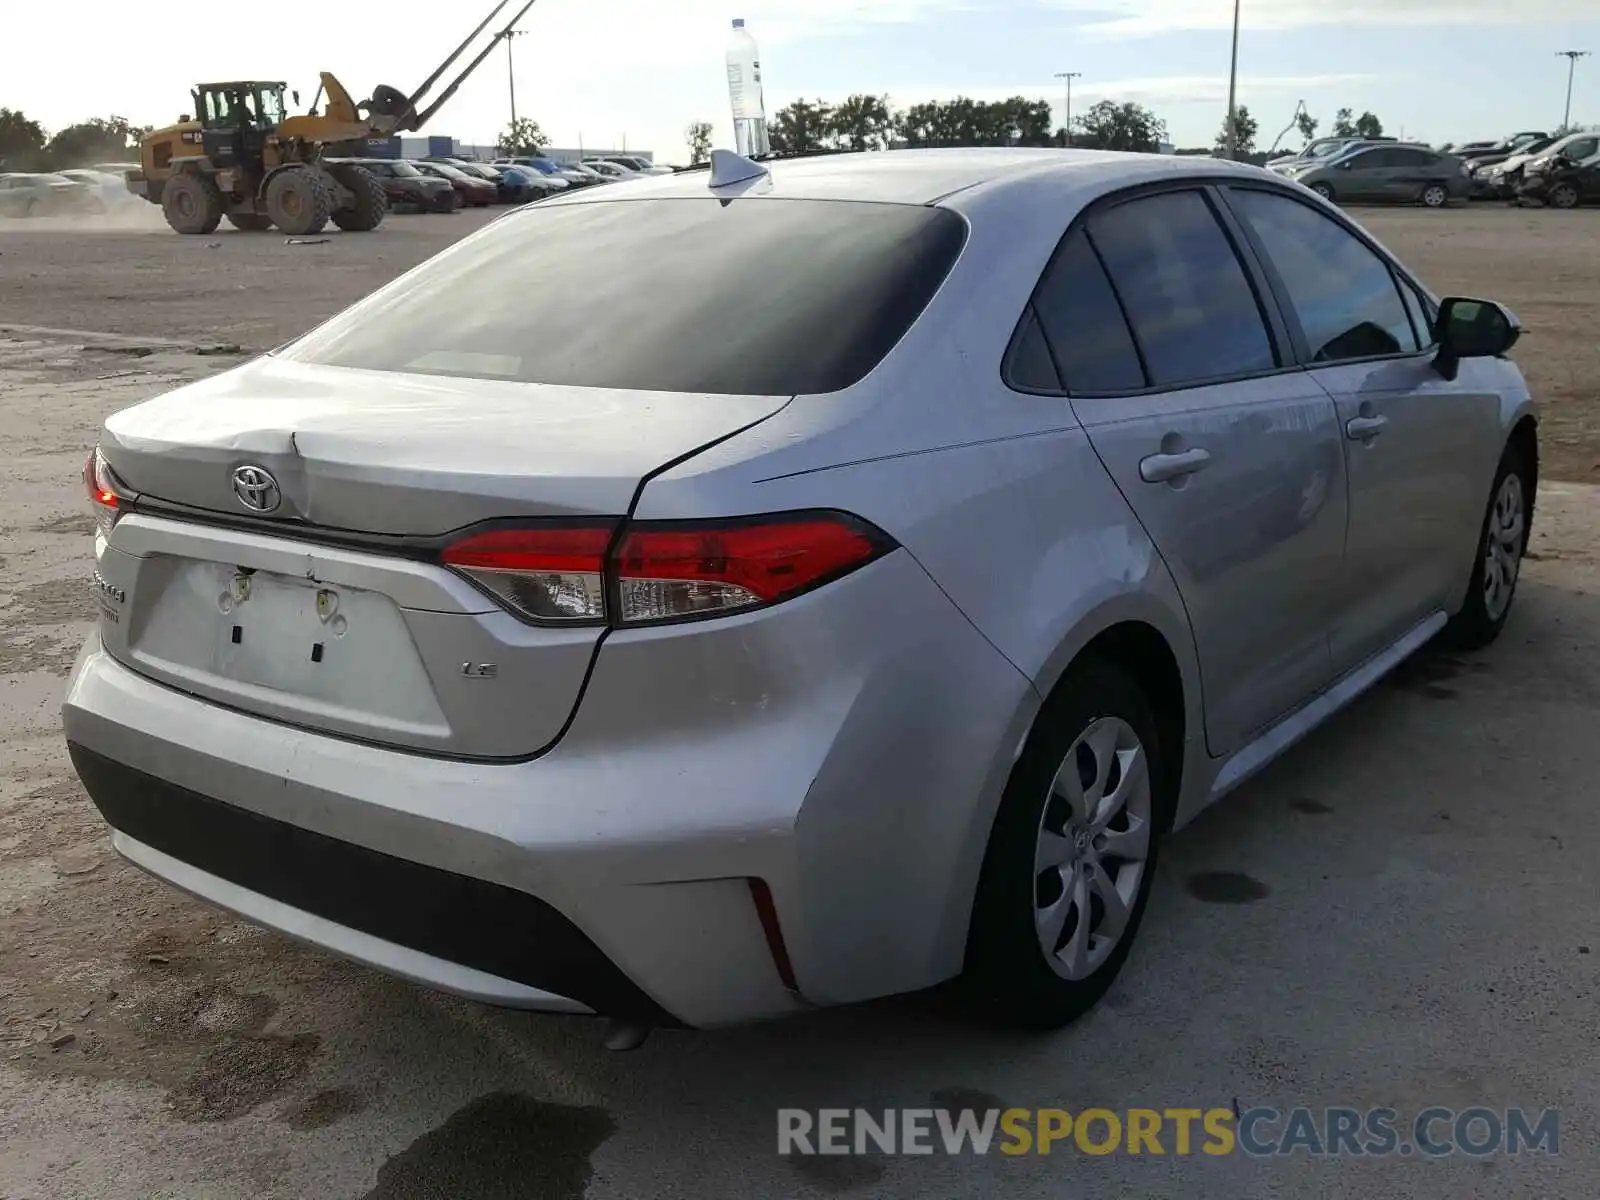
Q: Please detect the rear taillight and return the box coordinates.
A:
[439,512,894,627]
[84,447,126,539]
[614,515,890,624]
[441,524,613,623]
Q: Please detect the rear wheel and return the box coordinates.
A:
[1442,442,1533,651]
[264,166,330,236]
[1420,182,1449,208]
[225,212,273,232]
[161,173,224,235]
[1548,182,1580,210]
[1310,182,1335,202]
[964,659,1167,1029]
[325,163,389,232]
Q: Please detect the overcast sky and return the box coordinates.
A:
[8,0,1599,159]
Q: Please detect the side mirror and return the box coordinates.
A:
[1433,296,1521,381]
[1335,160,1352,170]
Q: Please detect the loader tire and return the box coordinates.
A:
[326,164,388,232]
[226,212,273,232]
[264,166,330,236]
[162,173,224,235]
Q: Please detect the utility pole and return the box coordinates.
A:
[505,27,527,126]
[1558,50,1590,132]
[1225,0,1242,160]
[1054,71,1082,146]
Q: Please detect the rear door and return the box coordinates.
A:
[1039,186,1348,754]
[1333,148,1386,201]
[1385,148,1445,201]
[1222,184,1502,675]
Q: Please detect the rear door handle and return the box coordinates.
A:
[1346,415,1389,441]
[1139,447,1213,483]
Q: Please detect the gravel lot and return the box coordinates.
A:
[1,201,1597,1199]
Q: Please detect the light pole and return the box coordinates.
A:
[1225,0,1242,160]
[1055,71,1082,146]
[505,27,527,126]
[1558,50,1590,131]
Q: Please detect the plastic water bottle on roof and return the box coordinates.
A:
[726,18,771,158]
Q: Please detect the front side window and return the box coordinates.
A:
[1085,189,1276,388]
[1230,187,1418,361]
[283,198,969,396]
[1397,279,1436,349]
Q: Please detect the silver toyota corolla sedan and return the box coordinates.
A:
[65,148,1536,1037]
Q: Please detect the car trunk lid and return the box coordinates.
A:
[93,356,791,758]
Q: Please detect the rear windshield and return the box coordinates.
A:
[282,197,968,395]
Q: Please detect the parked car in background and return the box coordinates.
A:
[58,169,144,209]
[332,159,458,213]
[0,172,103,217]
[412,161,497,207]
[67,149,1536,1036]
[497,163,565,200]
[580,160,641,181]
[1469,138,1559,199]
[1518,130,1600,208]
[1281,143,1468,207]
[426,159,524,204]
[590,154,673,176]
[1265,137,1387,175]
[562,162,611,186]
[1460,132,1554,183]
[493,156,587,188]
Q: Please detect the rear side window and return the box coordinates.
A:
[1085,190,1277,388]
[1229,188,1418,361]
[283,198,968,396]
[1025,228,1144,393]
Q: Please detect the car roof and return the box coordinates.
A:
[536,147,1271,210]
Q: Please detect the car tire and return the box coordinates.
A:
[1548,182,1580,210]
[1420,183,1449,208]
[963,658,1168,1030]
[1441,441,1533,652]
[1310,182,1335,202]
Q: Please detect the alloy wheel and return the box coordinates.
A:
[1482,471,1525,622]
[1034,716,1152,981]
[1422,184,1447,207]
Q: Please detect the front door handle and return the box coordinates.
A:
[1346,415,1389,441]
[1139,447,1213,483]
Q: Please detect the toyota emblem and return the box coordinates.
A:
[231,464,281,513]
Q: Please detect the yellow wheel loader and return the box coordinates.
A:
[127,0,539,235]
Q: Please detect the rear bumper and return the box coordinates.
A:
[63,547,1037,1027]
[75,746,633,1017]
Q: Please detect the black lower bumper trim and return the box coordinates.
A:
[67,742,683,1027]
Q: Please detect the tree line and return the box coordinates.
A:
[0,109,150,171]
[683,95,1390,165]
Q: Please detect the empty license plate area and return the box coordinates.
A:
[126,556,449,738]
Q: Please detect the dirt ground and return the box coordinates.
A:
[1,203,1598,1199]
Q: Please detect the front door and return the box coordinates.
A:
[1223,185,1502,673]
[1034,188,1348,754]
